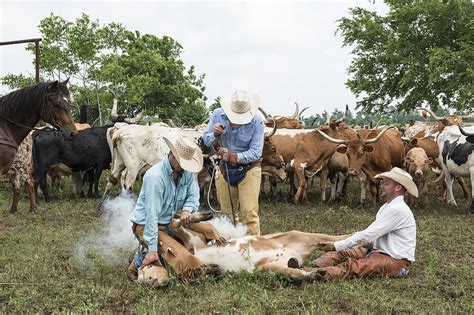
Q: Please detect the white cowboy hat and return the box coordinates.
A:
[163,135,203,173]
[374,167,419,197]
[221,90,260,124]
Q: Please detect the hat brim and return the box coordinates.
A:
[163,136,203,173]
[374,172,419,197]
[221,93,259,124]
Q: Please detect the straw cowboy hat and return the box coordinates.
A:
[221,90,260,124]
[163,135,203,173]
[374,167,419,197]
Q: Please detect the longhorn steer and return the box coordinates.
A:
[259,102,308,129]
[318,126,405,208]
[404,107,474,138]
[437,124,474,212]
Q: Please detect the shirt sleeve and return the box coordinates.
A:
[203,111,218,147]
[142,174,164,252]
[334,207,404,251]
[236,119,265,164]
[182,174,200,213]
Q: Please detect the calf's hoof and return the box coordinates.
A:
[190,210,214,223]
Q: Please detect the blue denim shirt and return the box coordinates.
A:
[129,158,200,252]
[203,108,265,164]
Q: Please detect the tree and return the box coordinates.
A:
[1,13,208,126]
[338,0,473,114]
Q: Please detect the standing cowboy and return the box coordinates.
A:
[203,90,265,235]
[312,167,418,280]
[127,134,203,278]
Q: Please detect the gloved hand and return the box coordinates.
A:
[140,251,161,268]
[219,148,238,165]
[213,123,225,137]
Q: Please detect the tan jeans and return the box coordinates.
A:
[314,247,411,279]
[216,166,261,235]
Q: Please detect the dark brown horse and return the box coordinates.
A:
[0,79,78,175]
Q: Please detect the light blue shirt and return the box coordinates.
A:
[203,107,265,164]
[129,158,200,252]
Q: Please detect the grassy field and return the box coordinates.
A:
[1,175,473,313]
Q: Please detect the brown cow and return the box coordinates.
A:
[6,133,36,213]
[134,211,347,287]
[403,132,469,201]
[259,102,308,129]
[403,147,432,207]
[317,126,405,208]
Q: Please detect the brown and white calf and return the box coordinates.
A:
[6,133,36,213]
[403,147,432,207]
[136,212,347,287]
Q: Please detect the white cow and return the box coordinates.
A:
[103,123,202,196]
[437,124,474,212]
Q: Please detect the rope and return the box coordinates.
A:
[207,157,223,213]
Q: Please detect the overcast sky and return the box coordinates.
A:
[0,0,388,117]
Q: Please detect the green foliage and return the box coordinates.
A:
[1,13,208,126]
[337,0,474,114]
[208,96,222,113]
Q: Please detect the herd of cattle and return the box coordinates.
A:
[3,104,474,214]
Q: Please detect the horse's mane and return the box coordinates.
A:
[0,82,69,124]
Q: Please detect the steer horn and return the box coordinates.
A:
[258,107,273,123]
[457,122,474,137]
[460,113,474,119]
[298,105,309,120]
[365,126,395,144]
[124,109,144,124]
[265,118,277,137]
[289,102,299,119]
[316,129,348,144]
[417,107,443,121]
[109,89,118,119]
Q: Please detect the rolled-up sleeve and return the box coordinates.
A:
[237,119,264,164]
[142,175,164,252]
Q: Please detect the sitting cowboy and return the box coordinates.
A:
[203,90,265,235]
[313,167,418,280]
[127,134,205,281]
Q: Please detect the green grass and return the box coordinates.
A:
[1,175,473,313]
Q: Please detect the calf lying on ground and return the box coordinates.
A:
[131,211,347,288]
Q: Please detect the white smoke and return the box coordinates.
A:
[73,191,137,265]
[207,215,248,240]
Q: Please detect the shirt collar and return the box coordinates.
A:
[163,157,184,179]
[385,195,405,206]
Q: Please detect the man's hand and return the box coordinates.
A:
[180,210,192,226]
[318,241,336,252]
[219,148,238,165]
[213,123,225,137]
[140,251,161,268]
